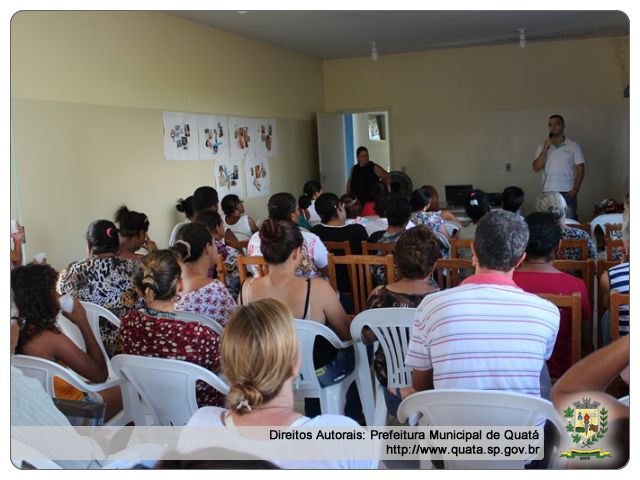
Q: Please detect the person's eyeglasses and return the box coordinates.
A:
[11,316,26,329]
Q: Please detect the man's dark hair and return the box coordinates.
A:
[385,194,412,228]
[192,186,219,214]
[502,186,525,213]
[549,114,565,124]
[474,210,529,272]
[524,212,561,261]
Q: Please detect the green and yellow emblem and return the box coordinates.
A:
[560,398,611,459]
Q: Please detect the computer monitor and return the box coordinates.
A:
[445,185,473,208]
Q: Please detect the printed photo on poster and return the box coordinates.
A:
[163,112,201,161]
[255,119,278,157]
[245,156,270,198]
[198,115,230,161]
[215,161,245,199]
[229,117,255,161]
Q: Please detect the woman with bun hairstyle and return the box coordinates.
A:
[220,194,258,249]
[173,223,236,326]
[13,263,123,420]
[169,196,194,246]
[185,298,376,469]
[299,180,322,227]
[57,219,140,357]
[246,192,328,278]
[409,188,451,239]
[117,250,224,407]
[114,205,157,261]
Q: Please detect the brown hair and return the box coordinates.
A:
[134,250,181,302]
[221,299,298,414]
[259,219,303,265]
[395,226,439,279]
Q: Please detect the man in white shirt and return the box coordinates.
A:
[532,114,585,220]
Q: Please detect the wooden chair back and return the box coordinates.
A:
[237,255,269,283]
[432,258,473,289]
[537,292,582,365]
[450,239,473,259]
[605,239,625,262]
[361,241,396,256]
[557,238,588,260]
[605,223,622,238]
[552,259,594,310]
[323,240,352,256]
[610,291,630,342]
[573,224,592,236]
[327,254,395,315]
[215,255,226,284]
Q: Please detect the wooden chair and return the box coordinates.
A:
[552,259,595,312]
[432,258,473,289]
[450,239,473,259]
[236,255,269,283]
[605,223,622,238]
[361,241,396,256]
[215,255,226,284]
[573,223,592,236]
[327,254,395,315]
[557,238,588,260]
[605,239,625,261]
[596,259,623,325]
[609,291,630,342]
[323,240,352,256]
[537,292,582,365]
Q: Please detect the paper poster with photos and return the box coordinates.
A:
[245,156,270,198]
[197,115,230,161]
[229,117,256,161]
[162,112,200,161]
[215,160,245,199]
[254,119,278,157]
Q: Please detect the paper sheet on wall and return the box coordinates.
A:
[253,119,278,157]
[163,112,201,161]
[245,156,270,198]
[215,160,245,199]
[197,115,230,161]
[229,117,256,161]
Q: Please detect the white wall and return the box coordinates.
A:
[352,111,391,171]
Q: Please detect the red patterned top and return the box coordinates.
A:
[176,280,236,326]
[117,309,224,408]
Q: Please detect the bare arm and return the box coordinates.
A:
[315,279,350,341]
[532,139,552,172]
[248,216,258,234]
[373,164,392,187]
[224,228,243,250]
[411,368,434,392]
[600,270,611,310]
[569,163,585,196]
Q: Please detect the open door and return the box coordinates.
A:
[316,113,349,196]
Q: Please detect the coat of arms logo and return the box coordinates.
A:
[560,398,611,459]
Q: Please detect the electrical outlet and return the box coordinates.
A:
[505,163,511,173]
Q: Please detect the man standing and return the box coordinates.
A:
[405,210,559,397]
[532,115,585,220]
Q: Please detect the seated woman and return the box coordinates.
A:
[239,220,354,417]
[114,205,157,261]
[221,194,258,249]
[340,193,368,227]
[513,212,591,379]
[117,250,224,407]
[169,196,194,246]
[57,220,141,357]
[599,217,630,344]
[361,182,388,217]
[12,263,122,420]
[247,192,329,278]
[184,298,377,469]
[173,222,236,326]
[409,188,451,239]
[364,226,440,416]
[535,192,596,260]
[299,180,323,226]
[421,184,463,226]
[194,210,241,299]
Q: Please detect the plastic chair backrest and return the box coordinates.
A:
[294,320,352,393]
[443,221,461,237]
[111,355,229,426]
[173,310,223,336]
[350,308,416,388]
[397,389,564,469]
[327,254,395,314]
[590,213,623,244]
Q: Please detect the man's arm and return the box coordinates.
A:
[567,163,585,197]
[532,139,552,172]
[411,369,434,392]
[373,164,392,187]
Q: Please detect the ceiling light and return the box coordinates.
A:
[370,41,378,62]
[518,28,527,49]
[237,11,248,14]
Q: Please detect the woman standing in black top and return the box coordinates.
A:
[346,146,391,204]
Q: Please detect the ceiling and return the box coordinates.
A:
[168,10,629,60]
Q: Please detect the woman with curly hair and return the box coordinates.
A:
[12,263,122,420]
[114,205,157,261]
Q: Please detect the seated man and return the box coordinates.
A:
[406,209,560,397]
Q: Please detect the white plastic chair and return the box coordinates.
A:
[590,213,623,244]
[11,439,64,469]
[173,310,224,336]
[397,389,564,469]
[443,221,461,237]
[10,354,135,426]
[350,308,416,426]
[294,320,357,416]
[111,354,229,426]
